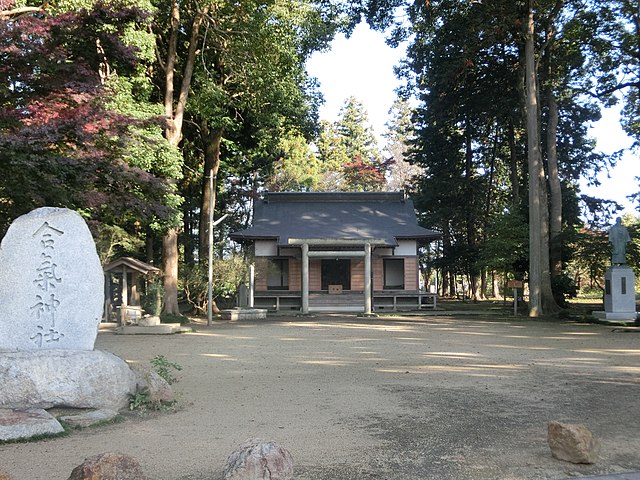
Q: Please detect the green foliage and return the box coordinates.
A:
[150,354,182,385]
[479,212,529,276]
[181,256,248,314]
[159,312,190,325]
[128,391,153,411]
[142,279,164,316]
[314,98,386,191]
[551,274,579,308]
[266,131,323,191]
[94,224,145,264]
[129,355,182,411]
[0,1,183,242]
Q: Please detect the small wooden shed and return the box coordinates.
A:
[103,257,161,324]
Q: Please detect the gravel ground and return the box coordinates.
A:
[1,314,639,480]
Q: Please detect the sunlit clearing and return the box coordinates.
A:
[187,331,256,340]
[422,352,481,359]
[540,336,585,340]
[609,366,640,373]
[486,344,553,351]
[573,349,640,356]
[201,353,236,361]
[377,366,498,377]
[560,332,600,336]
[287,322,415,333]
[186,331,226,337]
[301,359,351,366]
[554,357,605,364]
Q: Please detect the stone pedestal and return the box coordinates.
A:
[593,265,638,323]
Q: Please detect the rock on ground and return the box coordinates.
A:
[128,363,175,405]
[66,452,148,480]
[0,349,137,411]
[548,421,601,464]
[0,408,64,441]
[224,439,294,480]
[0,471,14,480]
[59,409,119,428]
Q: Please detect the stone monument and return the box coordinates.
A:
[593,217,638,324]
[0,207,104,351]
[0,207,139,441]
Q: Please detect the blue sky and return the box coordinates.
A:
[306,23,638,217]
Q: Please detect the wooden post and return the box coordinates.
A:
[364,243,372,315]
[301,243,309,314]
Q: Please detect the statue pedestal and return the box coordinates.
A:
[592,265,638,323]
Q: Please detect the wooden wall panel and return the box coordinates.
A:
[404,256,418,290]
[351,259,364,291]
[289,258,301,291]
[373,257,384,291]
[254,258,268,292]
[309,259,322,291]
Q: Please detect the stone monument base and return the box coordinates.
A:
[592,310,638,324]
[221,308,268,321]
[592,265,637,325]
[116,323,186,335]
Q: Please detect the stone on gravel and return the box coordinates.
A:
[67,452,148,480]
[0,207,104,352]
[128,363,175,404]
[223,438,294,480]
[0,471,14,480]
[59,409,119,428]
[0,408,64,441]
[0,350,137,410]
[548,421,600,464]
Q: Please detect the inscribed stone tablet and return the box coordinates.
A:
[0,207,104,351]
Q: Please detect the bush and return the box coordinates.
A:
[141,279,163,316]
[552,274,578,308]
[159,312,190,325]
[180,256,248,314]
[150,354,182,385]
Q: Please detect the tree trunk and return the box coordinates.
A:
[539,172,560,313]
[525,5,543,317]
[160,3,210,314]
[492,271,503,300]
[547,91,562,278]
[508,121,520,204]
[198,123,223,262]
[464,120,478,302]
[162,228,180,314]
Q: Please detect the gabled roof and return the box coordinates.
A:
[103,257,161,275]
[230,192,441,247]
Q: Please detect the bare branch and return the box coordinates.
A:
[0,5,45,17]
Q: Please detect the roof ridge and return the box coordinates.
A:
[264,191,405,203]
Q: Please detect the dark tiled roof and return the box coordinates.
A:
[103,256,161,275]
[230,192,441,246]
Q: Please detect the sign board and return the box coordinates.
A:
[507,280,524,289]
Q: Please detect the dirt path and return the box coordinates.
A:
[1,315,639,480]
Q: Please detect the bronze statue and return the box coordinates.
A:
[609,217,631,265]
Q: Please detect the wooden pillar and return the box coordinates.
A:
[249,264,255,308]
[120,265,128,324]
[364,243,372,314]
[301,243,309,314]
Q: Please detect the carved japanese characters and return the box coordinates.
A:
[0,208,104,351]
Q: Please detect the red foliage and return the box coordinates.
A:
[0,3,170,233]
[343,155,386,191]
